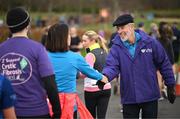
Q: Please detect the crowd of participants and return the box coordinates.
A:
[0,7,180,119]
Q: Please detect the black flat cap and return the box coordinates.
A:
[113,14,134,27]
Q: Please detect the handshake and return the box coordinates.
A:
[96,75,109,90]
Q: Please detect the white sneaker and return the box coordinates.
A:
[159,97,164,101]
[120,108,123,113]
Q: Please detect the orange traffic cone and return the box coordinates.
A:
[176,66,180,96]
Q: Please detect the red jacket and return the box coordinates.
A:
[48,93,93,119]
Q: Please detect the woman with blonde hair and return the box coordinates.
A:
[82,30,111,119]
[149,22,160,40]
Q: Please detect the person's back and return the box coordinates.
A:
[158,22,174,65]
[46,23,107,118]
[91,48,106,72]
[48,49,108,93]
[0,7,61,118]
[0,37,52,116]
[48,51,99,93]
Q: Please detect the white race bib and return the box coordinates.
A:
[84,77,98,87]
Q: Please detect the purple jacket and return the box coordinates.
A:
[103,30,175,104]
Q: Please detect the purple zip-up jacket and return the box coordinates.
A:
[103,30,175,104]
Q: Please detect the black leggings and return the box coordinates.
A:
[73,110,77,119]
[84,89,111,119]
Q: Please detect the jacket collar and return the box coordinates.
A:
[112,29,153,61]
[86,43,100,53]
[113,29,152,47]
[122,32,141,48]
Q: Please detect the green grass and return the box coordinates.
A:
[143,9,180,17]
[80,18,180,34]
[1,10,180,42]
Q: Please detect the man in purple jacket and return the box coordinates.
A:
[102,14,176,118]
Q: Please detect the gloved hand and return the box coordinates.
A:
[96,80,106,90]
[167,86,176,104]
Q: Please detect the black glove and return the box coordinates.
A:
[96,80,106,90]
[167,86,176,104]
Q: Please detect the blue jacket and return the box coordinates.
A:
[48,51,102,93]
[103,30,175,104]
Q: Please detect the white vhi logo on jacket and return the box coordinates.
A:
[141,48,152,53]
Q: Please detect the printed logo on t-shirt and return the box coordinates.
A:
[0,52,32,85]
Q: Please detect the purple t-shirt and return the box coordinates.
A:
[0,37,54,116]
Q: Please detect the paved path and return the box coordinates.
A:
[77,79,180,119]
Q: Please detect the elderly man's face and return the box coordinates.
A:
[117,23,134,41]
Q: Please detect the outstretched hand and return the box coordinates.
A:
[101,75,109,83]
[96,80,106,90]
[96,75,108,90]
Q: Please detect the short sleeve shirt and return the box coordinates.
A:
[0,37,54,116]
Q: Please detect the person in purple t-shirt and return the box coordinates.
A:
[0,7,61,118]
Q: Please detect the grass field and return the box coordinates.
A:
[0,10,180,42]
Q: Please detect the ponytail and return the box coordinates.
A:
[97,35,108,53]
[83,30,108,53]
